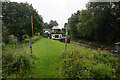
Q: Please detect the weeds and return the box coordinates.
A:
[58,46,119,78]
[2,49,35,78]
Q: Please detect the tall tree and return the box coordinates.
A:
[2,2,43,40]
[44,20,58,29]
[68,10,80,39]
[68,2,120,43]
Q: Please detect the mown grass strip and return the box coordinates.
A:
[32,37,65,78]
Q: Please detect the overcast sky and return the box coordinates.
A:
[11,0,89,28]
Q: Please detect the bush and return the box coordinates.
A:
[43,33,50,38]
[91,63,114,78]
[22,35,29,40]
[2,49,34,78]
[59,48,119,78]
[115,56,120,78]
[9,35,15,38]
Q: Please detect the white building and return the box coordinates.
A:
[43,29,51,34]
[2,0,10,2]
[51,26,62,39]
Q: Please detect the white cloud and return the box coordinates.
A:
[10,0,88,28]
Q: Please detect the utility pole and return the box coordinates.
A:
[31,16,34,38]
[65,25,68,51]
[29,16,34,56]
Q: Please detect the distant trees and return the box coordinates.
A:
[2,2,44,40]
[44,20,58,29]
[68,2,120,43]
[68,11,80,40]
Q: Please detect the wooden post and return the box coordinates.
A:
[31,16,34,38]
[29,15,34,56]
[65,25,68,51]
[29,37,32,56]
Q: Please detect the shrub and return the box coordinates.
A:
[91,63,114,78]
[9,35,15,38]
[59,48,119,78]
[115,56,120,78]
[2,50,34,78]
[22,35,29,40]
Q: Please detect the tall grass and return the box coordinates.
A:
[58,45,119,78]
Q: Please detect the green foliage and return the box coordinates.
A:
[2,2,43,40]
[59,46,119,78]
[43,33,50,38]
[91,63,114,78]
[116,57,120,78]
[68,11,80,39]
[9,35,15,38]
[2,48,34,78]
[44,20,58,29]
[22,34,29,40]
[68,2,120,43]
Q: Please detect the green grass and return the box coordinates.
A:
[71,41,90,47]
[6,36,118,78]
[3,36,65,78]
[32,37,65,78]
[24,36,39,42]
[75,39,115,49]
[31,37,99,78]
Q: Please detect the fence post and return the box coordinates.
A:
[65,25,68,51]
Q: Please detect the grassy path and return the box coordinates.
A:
[32,37,65,78]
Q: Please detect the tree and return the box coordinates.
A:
[68,11,80,39]
[44,20,58,29]
[2,2,43,41]
[64,23,68,28]
[85,2,120,42]
[68,2,120,43]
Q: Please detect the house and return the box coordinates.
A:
[2,0,10,2]
[43,28,51,34]
[51,25,62,39]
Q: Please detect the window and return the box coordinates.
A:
[55,35,59,38]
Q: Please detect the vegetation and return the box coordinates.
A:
[2,1,120,79]
[32,37,64,78]
[2,36,40,78]
[44,20,58,29]
[59,45,120,78]
[2,37,65,78]
[71,40,115,50]
[2,48,34,78]
[68,2,120,43]
[2,36,120,78]
[2,2,44,40]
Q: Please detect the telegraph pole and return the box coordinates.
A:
[65,25,68,51]
[31,16,34,38]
